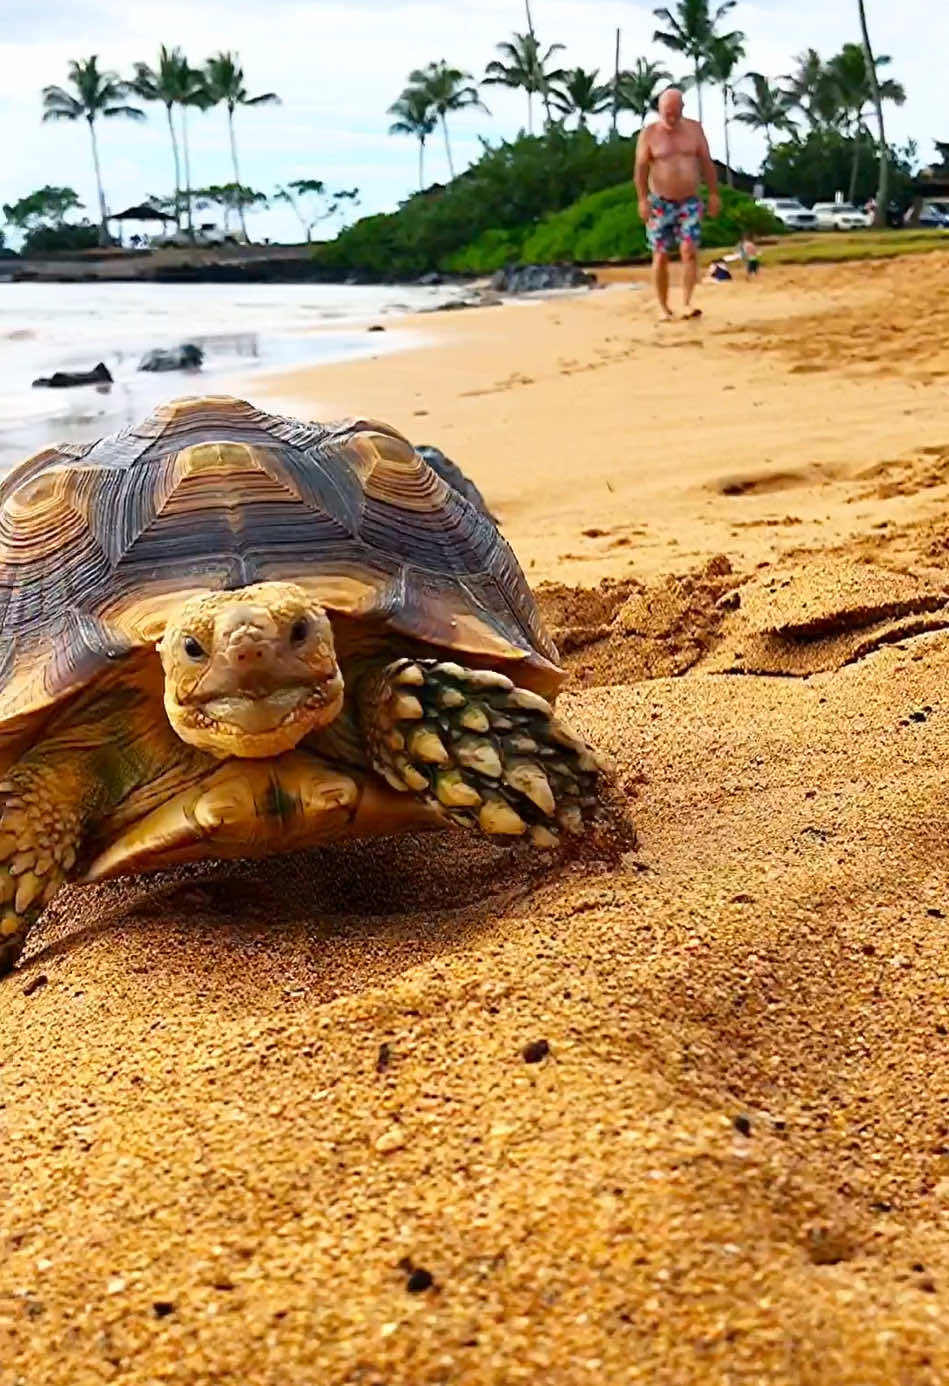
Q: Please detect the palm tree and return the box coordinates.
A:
[406,62,487,180]
[614,58,672,129]
[483,32,566,133]
[388,88,438,189]
[175,62,209,238]
[652,0,738,122]
[733,73,797,155]
[782,48,840,130]
[702,31,746,183]
[132,46,190,230]
[550,68,612,129]
[826,42,904,202]
[41,56,144,245]
[203,52,280,241]
[857,0,889,225]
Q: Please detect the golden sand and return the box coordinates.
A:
[5,253,949,1383]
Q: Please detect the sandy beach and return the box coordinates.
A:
[6,251,949,1383]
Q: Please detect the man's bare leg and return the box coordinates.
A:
[680,243,701,318]
[652,251,673,322]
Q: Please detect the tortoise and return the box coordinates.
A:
[0,395,606,974]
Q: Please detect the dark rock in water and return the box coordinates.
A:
[138,343,204,372]
[490,262,596,295]
[415,444,498,524]
[367,324,386,333]
[417,271,443,286]
[32,362,112,389]
[425,290,502,313]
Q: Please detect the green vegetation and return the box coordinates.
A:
[273,181,360,244]
[764,130,916,209]
[762,228,949,265]
[445,182,779,273]
[2,186,97,254]
[483,32,566,134]
[314,126,779,279]
[315,127,639,280]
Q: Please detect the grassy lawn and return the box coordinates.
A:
[763,228,949,265]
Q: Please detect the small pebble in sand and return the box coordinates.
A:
[406,1267,435,1293]
[152,1301,175,1319]
[376,1042,392,1073]
[22,974,47,996]
[375,1126,407,1154]
[732,1115,752,1137]
[522,1039,550,1064]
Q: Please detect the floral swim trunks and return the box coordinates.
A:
[646,194,703,254]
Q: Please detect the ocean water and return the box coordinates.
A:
[0,281,448,468]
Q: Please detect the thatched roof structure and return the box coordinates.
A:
[111,204,174,222]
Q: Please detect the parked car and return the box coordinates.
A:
[755,197,818,231]
[911,203,949,229]
[811,201,872,231]
[152,224,243,248]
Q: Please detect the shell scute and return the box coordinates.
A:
[0,396,562,725]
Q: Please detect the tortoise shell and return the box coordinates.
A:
[0,396,562,729]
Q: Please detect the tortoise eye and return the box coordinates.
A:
[183,635,206,660]
[290,617,309,645]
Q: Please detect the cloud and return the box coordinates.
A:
[1,0,943,244]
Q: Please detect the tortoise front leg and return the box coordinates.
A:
[0,678,204,975]
[356,657,605,846]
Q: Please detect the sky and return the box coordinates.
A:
[1,0,945,243]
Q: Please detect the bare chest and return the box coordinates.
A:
[648,127,701,162]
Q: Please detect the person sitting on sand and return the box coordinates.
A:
[634,86,721,322]
[706,259,732,282]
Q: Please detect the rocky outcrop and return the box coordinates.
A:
[490,262,596,294]
[138,343,204,372]
[32,362,113,389]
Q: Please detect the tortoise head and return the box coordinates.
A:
[158,581,344,758]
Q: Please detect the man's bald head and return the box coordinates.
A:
[658,87,684,127]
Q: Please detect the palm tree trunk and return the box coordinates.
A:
[441,114,455,179]
[723,87,733,186]
[87,117,109,246]
[418,135,424,190]
[527,90,533,136]
[848,129,861,204]
[694,59,703,123]
[857,0,888,226]
[611,26,621,139]
[165,103,182,231]
[227,106,248,241]
[180,108,193,236]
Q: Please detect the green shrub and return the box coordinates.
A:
[446,183,780,272]
[315,127,638,279]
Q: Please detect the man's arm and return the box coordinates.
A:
[634,128,651,219]
[696,124,721,218]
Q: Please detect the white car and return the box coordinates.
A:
[811,201,872,231]
[152,224,241,248]
[756,197,818,231]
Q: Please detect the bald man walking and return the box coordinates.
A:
[634,87,721,321]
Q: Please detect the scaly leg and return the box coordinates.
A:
[0,672,207,975]
[357,658,605,847]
